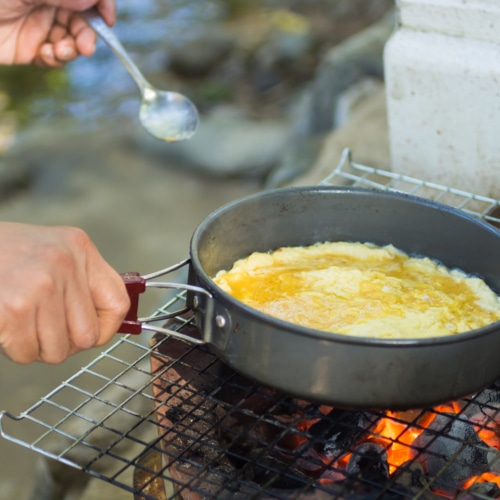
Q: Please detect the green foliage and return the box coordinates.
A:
[198,79,233,103]
[221,0,263,18]
[0,65,70,125]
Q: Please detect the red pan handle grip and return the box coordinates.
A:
[119,272,146,334]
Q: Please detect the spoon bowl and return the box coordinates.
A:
[87,14,199,142]
[140,87,199,142]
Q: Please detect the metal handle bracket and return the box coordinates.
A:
[121,272,147,334]
[118,259,214,343]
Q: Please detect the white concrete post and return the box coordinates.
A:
[384,0,500,197]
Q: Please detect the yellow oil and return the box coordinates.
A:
[213,242,500,339]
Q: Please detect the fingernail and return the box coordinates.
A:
[60,45,75,59]
[41,45,53,58]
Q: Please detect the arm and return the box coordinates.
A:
[0,0,127,364]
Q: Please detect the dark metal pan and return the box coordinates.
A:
[122,186,500,409]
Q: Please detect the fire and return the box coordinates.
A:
[281,417,321,449]
[476,424,500,450]
[371,411,423,473]
[463,472,500,490]
[370,404,459,474]
[285,400,500,497]
[470,404,500,450]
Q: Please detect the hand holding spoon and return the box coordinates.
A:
[86,13,199,142]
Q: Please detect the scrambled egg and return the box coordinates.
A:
[213,242,500,339]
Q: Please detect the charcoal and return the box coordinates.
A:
[456,481,500,499]
[391,460,429,489]
[464,384,500,418]
[294,446,329,473]
[488,449,500,473]
[318,466,348,483]
[217,376,287,413]
[306,409,379,459]
[164,405,186,424]
[413,413,489,492]
[154,327,500,499]
[245,454,313,489]
[317,443,435,499]
[318,475,436,500]
[468,403,500,450]
[346,442,389,482]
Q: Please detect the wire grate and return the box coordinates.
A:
[1,148,500,499]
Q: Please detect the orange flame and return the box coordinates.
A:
[470,405,500,450]
[362,404,460,474]
[463,472,500,490]
[476,425,500,450]
[286,400,500,495]
[370,412,423,473]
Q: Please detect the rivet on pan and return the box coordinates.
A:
[216,315,226,328]
[193,296,200,308]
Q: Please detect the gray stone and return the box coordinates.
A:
[264,11,394,186]
[290,84,390,187]
[134,106,292,178]
[301,10,395,135]
[169,29,236,78]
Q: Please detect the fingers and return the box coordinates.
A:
[44,0,116,24]
[72,20,98,57]
[35,290,72,364]
[0,269,71,364]
[37,40,74,67]
[79,235,130,347]
[0,292,39,364]
[96,0,116,27]
[1,0,116,65]
[49,226,130,356]
[0,224,129,365]
[35,9,97,67]
[40,0,116,25]
[89,269,130,347]
[35,26,96,67]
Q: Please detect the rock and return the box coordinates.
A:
[0,157,35,200]
[290,84,390,187]
[169,29,235,78]
[134,106,291,179]
[264,133,324,188]
[264,11,394,187]
[301,10,395,135]
[249,9,314,67]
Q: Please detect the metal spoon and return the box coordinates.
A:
[86,14,199,142]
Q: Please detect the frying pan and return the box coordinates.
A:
[121,186,500,409]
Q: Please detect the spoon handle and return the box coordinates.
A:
[86,12,151,92]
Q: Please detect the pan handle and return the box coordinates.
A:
[118,260,214,345]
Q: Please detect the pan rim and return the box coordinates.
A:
[190,185,500,348]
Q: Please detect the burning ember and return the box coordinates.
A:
[150,323,500,500]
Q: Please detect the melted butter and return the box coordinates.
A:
[213,242,500,339]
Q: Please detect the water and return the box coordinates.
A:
[0,0,229,132]
[0,0,392,136]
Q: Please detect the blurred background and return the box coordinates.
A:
[0,0,393,498]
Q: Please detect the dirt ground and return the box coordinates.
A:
[0,80,391,500]
[0,122,261,499]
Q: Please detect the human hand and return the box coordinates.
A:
[0,0,116,67]
[0,222,130,364]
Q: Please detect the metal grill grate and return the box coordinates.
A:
[2,148,500,499]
